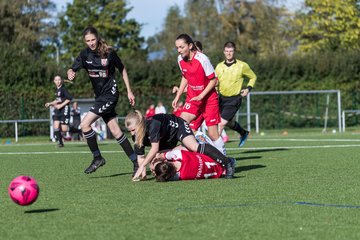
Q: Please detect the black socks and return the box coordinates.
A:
[197,143,229,166]
[54,129,63,144]
[83,130,101,159]
[116,133,137,162]
[228,121,247,136]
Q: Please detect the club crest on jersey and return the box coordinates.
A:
[101,58,108,66]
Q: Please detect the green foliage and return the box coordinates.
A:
[148,0,292,58]
[0,0,57,52]
[293,0,360,52]
[1,0,360,134]
[59,0,144,62]
[0,0,60,130]
[146,5,184,56]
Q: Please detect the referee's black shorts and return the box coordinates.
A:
[219,94,242,121]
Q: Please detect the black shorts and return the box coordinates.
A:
[134,116,193,155]
[90,94,119,123]
[175,117,194,142]
[219,94,242,121]
[156,117,194,151]
[53,105,70,125]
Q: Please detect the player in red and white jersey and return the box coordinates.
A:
[150,149,224,181]
[172,34,225,154]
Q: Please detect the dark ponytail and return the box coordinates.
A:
[176,33,196,51]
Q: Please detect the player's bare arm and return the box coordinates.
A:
[133,142,160,181]
[190,77,216,102]
[121,67,135,106]
[172,76,188,108]
[67,69,76,81]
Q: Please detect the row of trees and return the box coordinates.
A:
[148,0,360,58]
[0,0,359,135]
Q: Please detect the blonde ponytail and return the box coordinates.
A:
[125,110,146,147]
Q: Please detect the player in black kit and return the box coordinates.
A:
[45,75,73,148]
[67,26,138,175]
[125,111,236,181]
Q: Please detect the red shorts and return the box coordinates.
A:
[182,92,220,130]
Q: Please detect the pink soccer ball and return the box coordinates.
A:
[8,176,40,206]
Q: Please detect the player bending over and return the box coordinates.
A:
[125,110,236,181]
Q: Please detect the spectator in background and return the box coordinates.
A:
[145,104,156,118]
[45,75,73,148]
[215,41,257,147]
[70,101,82,141]
[155,101,166,114]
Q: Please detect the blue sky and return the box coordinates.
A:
[53,0,302,39]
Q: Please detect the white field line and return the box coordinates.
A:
[227,144,360,151]
[0,150,122,155]
[1,144,360,155]
[249,138,360,142]
[1,138,359,148]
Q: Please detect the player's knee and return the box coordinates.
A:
[80,122,91,132]
[188,142,199,152]
[218,120,225,127]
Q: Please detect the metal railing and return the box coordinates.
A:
[0,119,49,142]
[246,90,342,132]
[236,112,259,134]
[342,110,360,132]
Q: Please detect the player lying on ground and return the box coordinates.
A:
[125,110,236,181]
[150,148,225,181]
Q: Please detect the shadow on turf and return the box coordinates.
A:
[24,208,60,214]
[235,156,262,161]
[70,143,110,147]
[88,172,131,178]
[89,170,157,180]
[242,148,288,154]
[236,164,266,173]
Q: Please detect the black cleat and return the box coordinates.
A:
[84,157,106,174]
[56,143,64,148]
[224,157,236,179]
[132,160,139,177]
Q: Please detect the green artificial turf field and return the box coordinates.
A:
[1,130,360,240]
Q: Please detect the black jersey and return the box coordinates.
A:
[53,85,72,124]
[134,114,193,155]
[55,85,73,106]
[146,114,182,143]
[70,48,125,98]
